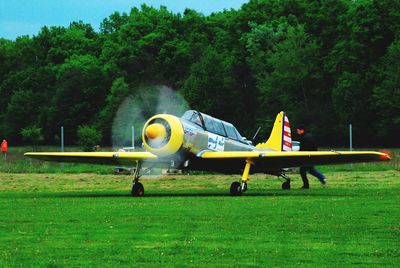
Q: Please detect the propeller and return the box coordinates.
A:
[111,85,189,157]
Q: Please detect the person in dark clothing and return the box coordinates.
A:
[296,126,326,189]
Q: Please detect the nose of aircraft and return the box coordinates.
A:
[145,123,167,140]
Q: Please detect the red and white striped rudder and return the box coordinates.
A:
[282,114,292,151]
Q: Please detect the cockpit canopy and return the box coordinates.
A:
[181,110,246,143]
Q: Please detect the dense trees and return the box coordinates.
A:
[0,0,399,146]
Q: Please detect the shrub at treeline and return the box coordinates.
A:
[0,0,399,147]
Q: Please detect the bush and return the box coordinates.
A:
[77,125,102,151]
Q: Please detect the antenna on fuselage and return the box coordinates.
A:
[252,127,261,141]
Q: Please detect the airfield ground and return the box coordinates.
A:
[0,167,399,266]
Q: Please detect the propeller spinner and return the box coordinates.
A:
[142,114,184,157]
[145,123,167,140]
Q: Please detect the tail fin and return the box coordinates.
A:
[256,111,292,151]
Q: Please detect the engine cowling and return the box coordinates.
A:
[142,114,184,157]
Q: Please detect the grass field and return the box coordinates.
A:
[1,169,399,267]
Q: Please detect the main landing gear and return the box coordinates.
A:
[230,159,252,196]
[131,161,145,197]
[229,159,293,195]
[130,161,157,197]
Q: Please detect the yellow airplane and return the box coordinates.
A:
[25,110,390,196]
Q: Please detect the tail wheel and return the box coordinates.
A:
[131,182,144,197]
[230,181,242,196]
[282,181,291,190]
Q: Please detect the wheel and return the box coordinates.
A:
[282,181,291,190]
[230,181,242,196]
[131,182,144,197]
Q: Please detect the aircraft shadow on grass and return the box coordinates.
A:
[22,191,355,199]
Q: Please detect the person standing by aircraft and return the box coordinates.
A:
[296,126,326,189]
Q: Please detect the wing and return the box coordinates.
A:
[24,151,159,166]
[192,151,390,174]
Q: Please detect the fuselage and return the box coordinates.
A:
[180,110,254,155]
[142,110,258,172]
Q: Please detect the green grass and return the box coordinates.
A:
[1,171,399,267]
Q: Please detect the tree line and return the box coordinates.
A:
[0,0,399,147]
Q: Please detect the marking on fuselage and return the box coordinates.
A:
[184,126,197,137]
[207,133,225,152]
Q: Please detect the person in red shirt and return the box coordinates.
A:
[1,139,8,159]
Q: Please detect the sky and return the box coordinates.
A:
[0,0,249,40]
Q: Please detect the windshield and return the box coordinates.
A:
[181,110,203,128]
[181,110,246,143]
[201,113,226,136]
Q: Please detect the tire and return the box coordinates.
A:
[282,181,291,190]
[230,181,242,196]
[131,182,144,197]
